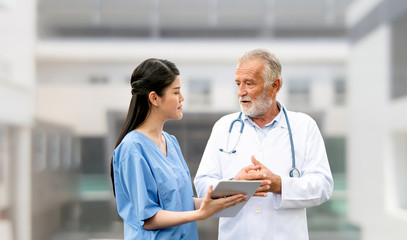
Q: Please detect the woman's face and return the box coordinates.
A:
[159,76,184,120]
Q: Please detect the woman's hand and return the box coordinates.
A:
[143,185,247,230]
[196,185,247,220]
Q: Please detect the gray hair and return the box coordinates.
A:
[237,48,282,89]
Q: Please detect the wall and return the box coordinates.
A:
[0,1,36,240]
[347,0,407,239]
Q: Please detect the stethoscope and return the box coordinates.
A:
[219,107,301,178]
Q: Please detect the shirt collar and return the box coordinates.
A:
[242,101,288,129]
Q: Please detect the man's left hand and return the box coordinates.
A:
[250,155,282,194]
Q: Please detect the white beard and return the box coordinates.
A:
[240,90,273,117]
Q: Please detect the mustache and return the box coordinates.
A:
[239,97,252,102]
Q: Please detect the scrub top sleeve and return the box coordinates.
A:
[273,119,334,209]
[121,150,162,226]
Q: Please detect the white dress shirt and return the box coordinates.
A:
[194,104,334,240]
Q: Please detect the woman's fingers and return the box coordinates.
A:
[221,194,247,208]
[204,185,214,200]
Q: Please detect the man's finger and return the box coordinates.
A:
[260,180,271,186]
[256,185,270,192]
[245,165,260,173]
[244,172,267,180]
[251,155,263,167]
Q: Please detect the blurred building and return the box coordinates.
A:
[1,1,82,240]
[347,0,407,239]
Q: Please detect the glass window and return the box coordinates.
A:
[392,11,407,99]
[72,137,81,168]
[288,79,310,106]
[308,136,360,239]
[89,75,109,84]
[325,137,346,188]
[188,79,211,106]
[61,135,72,168]
[33,130,47,172]
[48,134,60,169]
[80,137,106,174]
[334,78,346,105]
[392,133,407,210]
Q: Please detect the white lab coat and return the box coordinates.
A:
[194,106,334,240]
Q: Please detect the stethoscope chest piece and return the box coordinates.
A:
[289,168,301,178]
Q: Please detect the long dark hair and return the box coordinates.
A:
[110,58,180,196]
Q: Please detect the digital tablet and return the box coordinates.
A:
[211,180,263,217]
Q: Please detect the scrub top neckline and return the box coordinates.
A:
[131,130,169,157]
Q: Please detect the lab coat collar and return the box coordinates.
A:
[241,101,288,129]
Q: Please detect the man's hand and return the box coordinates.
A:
[251,155,282,194]
[234,164,271,197]
[234,165,262,180]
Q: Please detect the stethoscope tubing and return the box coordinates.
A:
[219,107,300,178]
[282,107,296,170]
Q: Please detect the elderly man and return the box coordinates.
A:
[194,48,333,240]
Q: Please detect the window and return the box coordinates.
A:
[288,79,310,106]
[392,11,407,99]
[61,135,72,168]
[392,133,407,211]
[334,78,346,105]
[33,130,47,172]
[80,137,106,174]
[188,79,211,106]
[308,136,360,238]
[89,75,109,84]
[48,134,60,169]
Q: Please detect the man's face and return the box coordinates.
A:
[235,58,273,117]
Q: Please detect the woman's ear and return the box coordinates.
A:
[148,91,159,107]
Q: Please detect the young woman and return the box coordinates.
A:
[110,58,246,239]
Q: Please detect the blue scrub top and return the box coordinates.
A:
[113,131,198,240]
